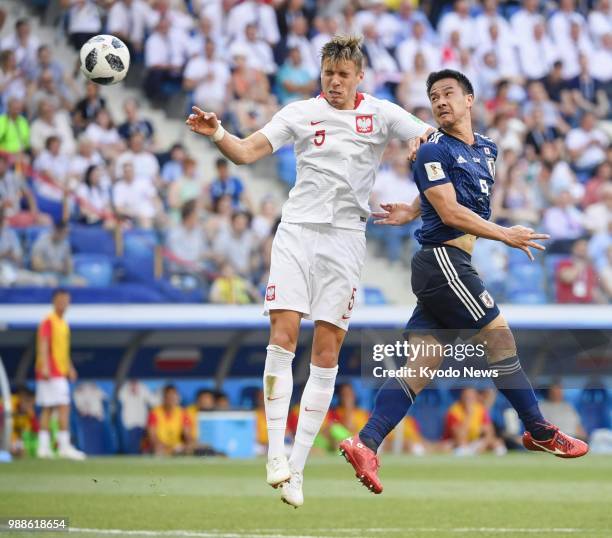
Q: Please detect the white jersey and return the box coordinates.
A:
[259,93,429,231]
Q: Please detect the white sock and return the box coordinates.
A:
[289,363,338,473]
[57,430,70,451]
[38,430,50,452]
[263,344,295,460]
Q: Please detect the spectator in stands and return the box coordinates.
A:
[143,17,186,102]
[276,46,317,106]
[524,107,561,156]
[75,164,112,226]
[33,135,71,190]
[73,81,106,132]
[584,184,612,235]
[213,211,259,277]
[0,50,27,110]
[229,50,270,101]
[556,238,601,303]
[589,219,612,272]
[543,190,585,250]
[395,20,440,75]
[147,384,194,456]
[183,39,231,118]
[167,158,205,219]
[226,0,280,48]
[511,0,542,45]
[0,97,29,156]
[208,158,250,211]
[252,196,279,242]
[106,0,154,55]
[0,154,49,227]
[113,162,162,229]
[518,21,559,83]
[166,199,215,278]
[443,388,506,456]
[115,132,160,187]
[35,288,86,459]
[565,112,609,179]
[27,45,73,96]
[209,261,261,304]
[599,246,612,301]
[30,99,76,156]
[1,18,39,71]
[569,55,609,118]
[31,222,85,286]
[492,164,540,226]
[68,135,105,184]
[540,382,587,440]
[204,193,233,242]
[0,207,52,286]
[84,108,124,161]
[161,143,186,184]
[396,51,431,111]
[118,98,155,148]
[331,383,369,437]
[30,69,73,117]
[230,81,278,138]
[438,0,477,51]
[229,24,276,77]
[582,161,611,208]
[63,0,103,52]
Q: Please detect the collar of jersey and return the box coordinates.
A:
[318,92,365,110]
[438,128,480,148]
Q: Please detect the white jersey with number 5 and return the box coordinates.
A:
[259,93,430,231]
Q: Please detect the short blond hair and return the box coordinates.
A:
[320,34,364,72]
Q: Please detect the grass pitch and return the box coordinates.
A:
[1,454,611,538]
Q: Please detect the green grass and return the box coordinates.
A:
[1,454,612,538]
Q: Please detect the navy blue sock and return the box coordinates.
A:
[490,356,551,440]
[359,378,416,453]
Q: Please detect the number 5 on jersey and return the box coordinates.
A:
[313,129,325,146]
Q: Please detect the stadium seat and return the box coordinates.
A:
[121,230,158,282]
[409,389,447,441]
[70,225,116,257]
[73,254,114,286]
[506,290,548,304]
[363,286,388,305]
[577,388,612,435]
[506,263,545,301]
[276,145,297,187]
[73,401,118,455]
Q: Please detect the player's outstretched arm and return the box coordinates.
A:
[425,183,549,260]
[185,106,273,165]
[371,196,421,225]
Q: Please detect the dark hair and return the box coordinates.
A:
[84,165,99,188]
[52,288,70,299]
[231,210,252,227]
[426,69,474,97]
[215,157,228,168]
[16,18,28,29]
[54,220,68,232]
[45,135,60,149]
[181,199,198,221]
[163,384,177,395]
[196,389,214,399]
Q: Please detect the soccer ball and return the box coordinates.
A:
[79,34,130,85]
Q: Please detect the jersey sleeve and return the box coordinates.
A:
[383,101,431,141]
[413,142,452,192]
[258,102,298,152]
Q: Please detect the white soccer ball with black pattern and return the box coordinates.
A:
[79,35,130,85]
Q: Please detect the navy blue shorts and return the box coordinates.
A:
[405,244,500,342]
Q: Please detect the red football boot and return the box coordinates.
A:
[523,424,589,458]
[339,435,383,494]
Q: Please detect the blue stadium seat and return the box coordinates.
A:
[73,401,117,455]
[73,254,114,286]
[409,389,447,441]
[506,290,547,304]
[70,225,116,257]
[577,388,611,435]
[507,263,544,294]
[239,386,261,409]
[122,230,158,282]
[276,145,297,187]
[363,286,387,305]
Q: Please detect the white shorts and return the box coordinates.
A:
[263,222,366,330]
[36,377,70,407]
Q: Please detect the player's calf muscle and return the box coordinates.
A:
[475,315,517,363]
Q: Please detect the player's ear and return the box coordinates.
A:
[465,93,474,109]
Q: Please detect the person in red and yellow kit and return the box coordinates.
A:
[35,289,85,460]
[147,384,195,456]
[443,387,506,456]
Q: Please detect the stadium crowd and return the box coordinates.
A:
[0,0,610,304]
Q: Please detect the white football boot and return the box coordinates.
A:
[266,455,291,488]
[280,468,304,508]
[37,445,53,459]
[58,445,86,460]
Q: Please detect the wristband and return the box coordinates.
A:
[211,123,225,143]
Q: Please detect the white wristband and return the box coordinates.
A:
[211,123,225,143]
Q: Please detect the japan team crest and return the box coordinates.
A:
[356,115,373,134]
[479,290,495,309]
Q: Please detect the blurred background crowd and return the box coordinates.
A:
[0,0,610,305]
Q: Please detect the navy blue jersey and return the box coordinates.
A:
[413,130,498,246]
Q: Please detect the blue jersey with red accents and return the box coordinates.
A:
[413,130,498,246]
